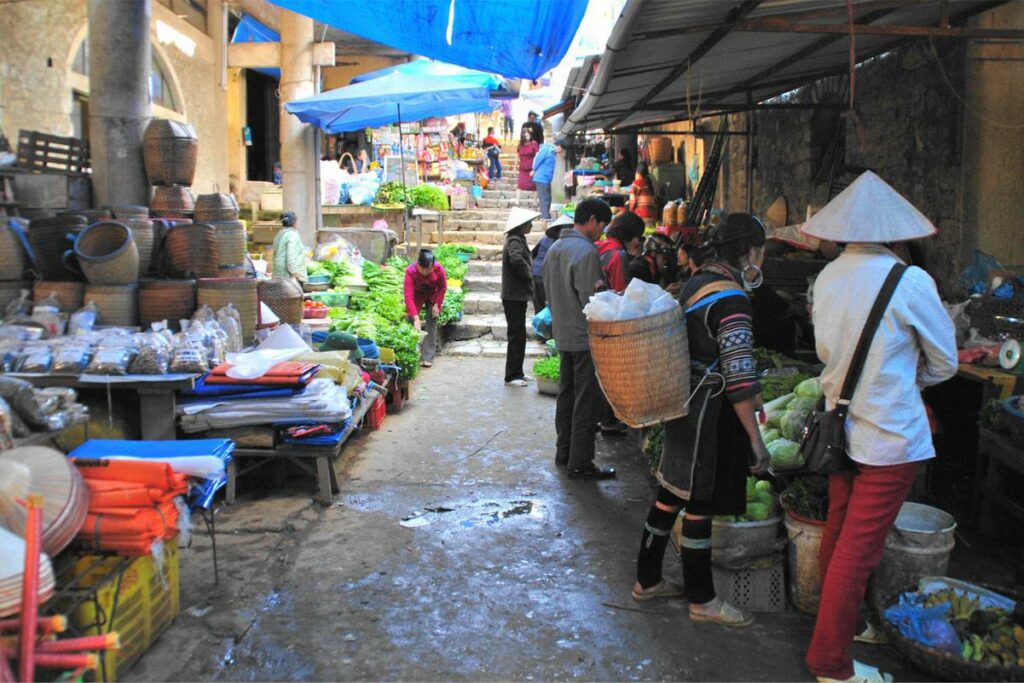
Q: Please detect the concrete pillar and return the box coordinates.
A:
[87,0,151,207]
[279,9,318,244]
[208,0,231,194]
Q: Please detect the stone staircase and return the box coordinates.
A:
[442,145,548,359]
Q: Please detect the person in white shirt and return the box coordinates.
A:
[802,172,958,683]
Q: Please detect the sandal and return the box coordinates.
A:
[631,579,686,602]
[688,599,754,628]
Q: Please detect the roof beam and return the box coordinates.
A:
[733,17,1024,39]
[607,0,763,129]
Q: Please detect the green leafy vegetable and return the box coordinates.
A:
[438,289,464,326]
[532,356,560,381]
[767,438,803,470]
[780,475,830,521]
[408,184,450,211]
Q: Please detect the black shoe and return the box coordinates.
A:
[599,421,628,436]
[568,465,617,480]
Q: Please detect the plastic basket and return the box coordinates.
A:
[711,552,787,613]
[364,395,386,430]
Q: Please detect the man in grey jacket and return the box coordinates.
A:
[542,197,616,480]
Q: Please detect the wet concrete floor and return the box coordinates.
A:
[126,356,1001,681]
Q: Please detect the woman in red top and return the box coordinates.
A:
[482,126,503,180]
[629,164,658,226]
[596,211,645,293]
[517,129,539,191]
[403,249,447,367]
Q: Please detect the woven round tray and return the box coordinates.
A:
[879,584,1024,682]
[144,119,198,186]
[587,305,690,428]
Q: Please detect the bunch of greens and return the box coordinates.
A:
[760,371,813,403]
[372,318,421,381]
[643,424,664,474]
[438,289,464,326]
[408,184,450,212]
[454,244,477,256]
[307,260,354,287]
[532,356,560,381]
[780,475,829,521]
[433,243,474,281]
[387,255,410,270]
[375,181,408,205]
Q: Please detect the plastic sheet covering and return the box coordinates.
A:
[230,14,280,79]
[268,0,586,80]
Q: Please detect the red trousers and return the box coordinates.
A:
[805,461,919,679]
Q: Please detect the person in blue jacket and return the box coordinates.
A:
[531,138,563,220]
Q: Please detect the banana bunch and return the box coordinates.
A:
[923,589,1024,667]
[923,588,980,619]
[959,626,1024,667]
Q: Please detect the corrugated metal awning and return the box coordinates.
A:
[565,0,1014,133]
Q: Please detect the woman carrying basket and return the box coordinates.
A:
[631,213,772,628]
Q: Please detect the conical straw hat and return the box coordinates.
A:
[545,213,574,239]
[801,171,936,243]
[505,207,541,233]
[0,460,31,532]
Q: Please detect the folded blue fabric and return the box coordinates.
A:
[181,375,306,399]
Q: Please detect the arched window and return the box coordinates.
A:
[70,36,181,113]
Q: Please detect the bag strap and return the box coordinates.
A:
[683,280,744,310]
[836,262,908,415]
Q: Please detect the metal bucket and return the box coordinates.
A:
[869,502,956,610]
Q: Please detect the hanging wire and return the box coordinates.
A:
[845,0,868,152]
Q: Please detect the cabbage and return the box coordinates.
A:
[768,438,804,471]
[787,396,819,418]
[794,377,823,399]
[745,502,770,521]
[754,479,773,494]
[763,393,795,414]
[761,428,781,445]
[754,490,777,515]
[746,477,757,502]
[780,411,808,441]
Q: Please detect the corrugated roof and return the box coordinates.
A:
[566,0,1009,132]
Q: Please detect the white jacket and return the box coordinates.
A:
[812,244,958,466]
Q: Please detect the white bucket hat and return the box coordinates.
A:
[504,207,541,233]
[545,213,574,238]
[801,171,937,243]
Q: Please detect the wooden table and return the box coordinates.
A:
[956,364,1023,401]
[225,388,382,505]
[10,374,196,441]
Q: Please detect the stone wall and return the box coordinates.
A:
[0,0,230,196]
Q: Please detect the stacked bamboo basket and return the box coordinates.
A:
[0,119,261,340]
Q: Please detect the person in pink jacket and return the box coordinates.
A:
[403,249,447,368]
[517,129,539,192]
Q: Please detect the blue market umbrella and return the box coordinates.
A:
[351,58,502,90]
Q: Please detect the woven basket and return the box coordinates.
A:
[84,284,139,327]
[206,220,246,267]
[143,119,198,186]
[194,193,240,222]
[661,203,678,228]
[165,222,220,278]
[138,279,197,331]
[151,185,195,219]
[108,205,150,220]
[197,278,258,342]
[123,219,155,278]
[33,281,85,313]
[0,281,30,311]
[74,221,139,285]
[29,215,87,281]
[0,218,29,281]
[218,265,247,278]
[59,208,112,223]
[649,137,674,164]
[258,277,303,324]
[587,306,690,428]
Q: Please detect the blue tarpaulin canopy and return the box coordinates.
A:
[284,70,492,133]
[230,14,280,79]
[268,0,587,80]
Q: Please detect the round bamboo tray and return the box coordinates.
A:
[143,119,198,186]
[0,281,30,311]
[84,284,139,327]
[165,223,220,279]
[194,193,240,222]
[33,281,84,313]
[74,221,139,285]
[29,215,87,281]
[138,279,196,331]
[587,305,690,428]
[151,185,195,219]
[0,219,29,281]
[123,219,155,278]
[206,220,246,267]
[258,277,303,324]
[197,278,257,342]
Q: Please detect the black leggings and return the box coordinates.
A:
[635,486,716,604]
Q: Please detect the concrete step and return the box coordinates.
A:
[448,209,512,221]
[445,339,548,358]
[430,230,543,246]
[462,274,502,293]
[449,314,507,341]
[463,291,536,316]
[482,189,534,199]
[467,260,503,276]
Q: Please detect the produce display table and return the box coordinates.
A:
[9,373,196,441]
[956,364,1023,401]
[224,388,383,506]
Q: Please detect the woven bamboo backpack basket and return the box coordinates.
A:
[73,222,139,286]
[138,279,197,331]
[197,278,258,343]
[123,219,156,278]
[648,137,674,165]
[193,193,240,222]
[84,284,139,327]
[143,119,198,186]
[258,277,303,324]
[587,305,691,428]
[164,223,220,279]
[28,215,86,281]
[206,220,246,267]
[151,185,195,219]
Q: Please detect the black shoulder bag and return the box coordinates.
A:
[798,263,908,474]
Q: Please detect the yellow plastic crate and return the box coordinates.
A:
[66,540,180,682]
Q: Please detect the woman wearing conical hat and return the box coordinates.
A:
[802,172,958,683]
